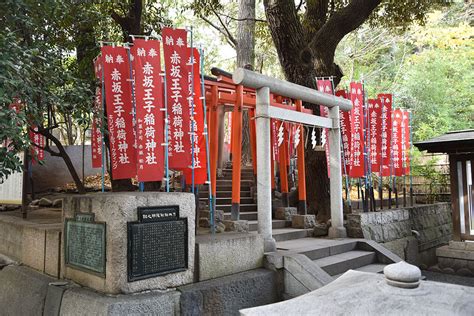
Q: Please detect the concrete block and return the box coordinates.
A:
[292,215,316,229]
[179,269,280,316]
[223,220,249,233]
[62,193,196,294]
[45,229,61,278]
[44,283,68,316]
[59,287,180,316]
[196,233,264,281]
[275,207,296,221]
[21,226,46,272]
[0,265,55,316]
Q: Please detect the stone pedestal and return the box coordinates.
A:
[275,207,297,221]
[62,192,195,294]
[292,215,316,229]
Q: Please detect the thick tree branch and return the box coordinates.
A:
[304,0,329,38]
[309,0,381,64]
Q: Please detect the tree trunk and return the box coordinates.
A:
[236,0,256,166]
[41,130,86,194]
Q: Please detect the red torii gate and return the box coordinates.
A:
[203,71,312,220]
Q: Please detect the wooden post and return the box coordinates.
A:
[231,85,243,220]
[296,100,307,215]
[279,124,289,207]
[210,86,219,213]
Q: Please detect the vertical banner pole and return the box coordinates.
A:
[199,48,214,235]
[163,60,170,192]
[100,54,106,193]
[125,45,142,192]
[409,111,414,206]
[388,108,393,209]
[189,27,196,194]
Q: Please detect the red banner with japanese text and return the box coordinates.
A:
[101,45,136,180]
[29,126,45,164]
[403,110,411,175]
[184,48,207,185]
[349,82,365,178]
[378,93,392,176]
[271,119,279,161]
[316,79,333,177]
[392,109,404,176]
[162,27,191,170]
[91,56,103,169]
[336,90,351,175]
[368,98,382,172]
[131,39,164,182]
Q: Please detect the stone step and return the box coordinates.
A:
[199,197,255,205]
[199,191,252,198]
[332,263,386,279]
[313,250,376,276]
[218,204,257,213]
[216,179,254,185]
[220,174,255,180]
[224,212,258,221]
[222,168,254,174]
[212,185,253,191]
[248,220,288,231]
[271,228,313,242]
[297,240,358,261]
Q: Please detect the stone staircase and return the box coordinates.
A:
[199,166,288,231]
[273,238,402,298]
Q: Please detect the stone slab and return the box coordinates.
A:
[437,245,474,261]
[196,233,264,281]
[240,270,474,316]
[179,269,280,316]
[59,287,180,316]
[0,265,55,316]
[62,192,196,294]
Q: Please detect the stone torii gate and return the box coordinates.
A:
[233,68,353,252]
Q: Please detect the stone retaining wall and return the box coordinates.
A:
[347,203,452,266]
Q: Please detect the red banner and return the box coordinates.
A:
[378,93,392,176]
[101,46,136,180]
[184,48,207,185]
[368,98,382,172]
[271,119,279,161]
[131,39,164,182]
[316,79,333,177]
[29,126,45,163]
[392,109,404,176]
[91,56,103,169]
[336,90,351,175]
[163,27,191,170]
[349,82,365,178]
[403,110,411,175]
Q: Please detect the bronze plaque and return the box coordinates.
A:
[64,213,106,276]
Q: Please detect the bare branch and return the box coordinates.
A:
[217,12,267,23]
[212,9,237,46]
[200,15,237,48]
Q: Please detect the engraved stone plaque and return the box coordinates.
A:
[127,218,188,281]
[64,213,106,276]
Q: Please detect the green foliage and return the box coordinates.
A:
[336,2,473,142]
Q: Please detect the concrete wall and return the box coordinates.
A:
[0,211,62,278]
[32,145,99,192]
[347,203,452,267]
[0,264,281,316]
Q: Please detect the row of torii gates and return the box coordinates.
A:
[202,68,352,251]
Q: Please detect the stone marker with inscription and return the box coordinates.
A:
[61,192,195,294]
